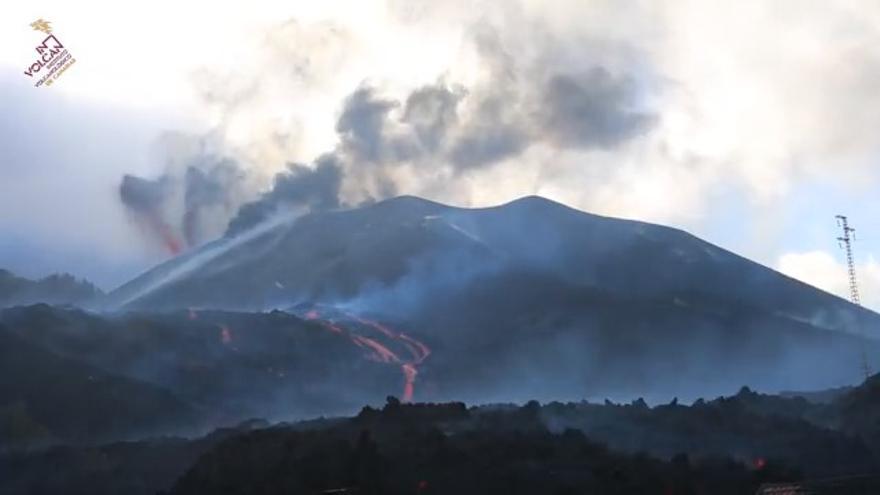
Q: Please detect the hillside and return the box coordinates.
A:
[104,196,876,330]
[7,380,879,495]
[100,196,880,400]
[0,323,196,448]
[0,269,102,308]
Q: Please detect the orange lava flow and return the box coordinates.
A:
[398,332,431,363]
[401,363,418,402]
[351,335,400,363]
[304,308,432,402]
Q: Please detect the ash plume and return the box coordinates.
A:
[119,145,253,254]
[118,18,659,251]
[119,174,181,255]
[539,69,656,150]
[226,156,342,235]
[228,57,656,231]
[182,160,248,246]
[401,83,465,154]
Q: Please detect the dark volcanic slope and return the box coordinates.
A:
[0,305,407,428]
[0,323,196,447]
[100,196,880,400]
[105,195,873,326]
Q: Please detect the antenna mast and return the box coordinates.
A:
[836,215,871,379]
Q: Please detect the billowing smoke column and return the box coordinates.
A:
[119,175,182,255]
[303,306,431,402]
[182,161,247,246]
[119,155,251,256]
[225,156,343,236]
[118,21,657,251]
[216,64,655,234]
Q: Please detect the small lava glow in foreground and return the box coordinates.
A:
[220,326,233,344]
[303,307,431,402]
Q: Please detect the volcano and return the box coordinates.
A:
[104,196,871,319]
[102,196,880,400]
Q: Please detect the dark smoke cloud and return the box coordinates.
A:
[336,87,400,163]
[119,143,253,253]
[119,175,172,213]
[540,70,655,149]
[333,85,435,168]
[447,96,529,170]
[118,22,658,250]
[119,174,182,254]
[183,160,248,246]
[401,84,465,153]
[226,156,343,235]
[329,64,655,174]
[223,61,656,233]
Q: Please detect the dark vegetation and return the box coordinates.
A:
[0,269,101,308]
[0,325,197,447]
[0,305,402,448]
[0,421,266,495]
[1,376,879,495]
[169,400,796,495]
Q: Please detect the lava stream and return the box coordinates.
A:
[304,310,343,333]
[303,307,431,402]
[351,335,400,363]
[401,363,418,402]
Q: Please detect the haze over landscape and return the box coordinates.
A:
[2,1,880,493]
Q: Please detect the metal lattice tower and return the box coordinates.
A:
[836,215,871,379]
[837,215,861,305]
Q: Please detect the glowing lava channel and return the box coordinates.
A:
[303,308,430,402]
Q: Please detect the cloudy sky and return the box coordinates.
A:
[1,0,879,309]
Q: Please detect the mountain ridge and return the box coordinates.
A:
[103,195,876,329]
[0,269,102,308]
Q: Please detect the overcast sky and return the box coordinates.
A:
[1,0,879,310]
